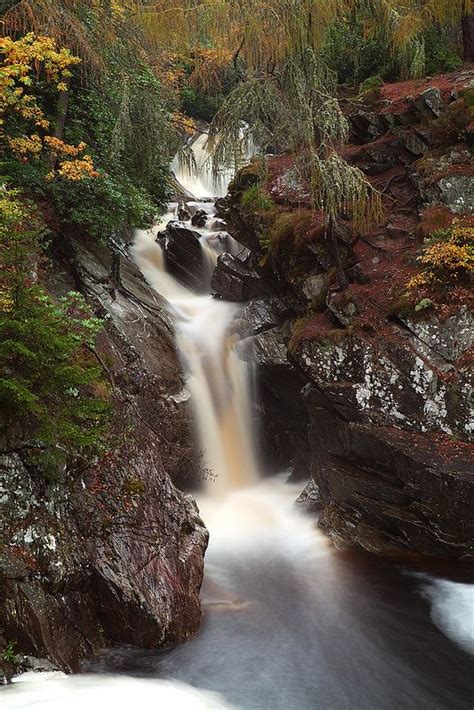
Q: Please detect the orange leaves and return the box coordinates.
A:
[172,111,196,135]
[52,155,99,182]
[1,33,98,182]
[44,136,87,157]
[407,217,474,291]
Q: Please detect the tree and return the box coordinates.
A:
[0,33,99,180]
[0,187,110,477]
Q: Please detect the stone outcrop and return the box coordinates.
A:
[214,69,474,559]
[158,221,207,292]
[0,239,208,673]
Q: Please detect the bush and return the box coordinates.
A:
[181,86,225,123]
[0,188,110,477]
[407,221,474,291]
[49,172,158,241]
[241,183,274,212]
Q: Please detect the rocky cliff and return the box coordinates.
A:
[213,69,474,560]
[0,238,208,677]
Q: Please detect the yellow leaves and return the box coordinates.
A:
[56,155,99,181]
[419,241,474,272]
[1,33,97,182]
[173,111,196,135]
[407,273,429,289]
[407,218,474,291]
[0,33,80,92]
[7,134,42,159]
[0,33,79,132]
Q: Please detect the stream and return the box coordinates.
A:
[3,134,473,710]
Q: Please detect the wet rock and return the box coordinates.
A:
[295,480,321,514]
[304,389,474,559]
[211,253,279,302]
[160,222,206,292]
[177,202,191,221]
[191,209,207,228]
[239,296,297,336]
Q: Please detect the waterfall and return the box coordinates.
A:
[132,134,258,495]
[171,132,233,200]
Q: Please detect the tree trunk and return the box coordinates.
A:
[462,12,474,63]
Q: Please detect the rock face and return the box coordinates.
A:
[0,239,208,672]
[214,69,474,559]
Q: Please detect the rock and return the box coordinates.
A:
[296,326,472,438]
[211,253,279,302]
[436,176,474,214]
[402,129,428,156]
[0,239,208,672]
[177,202,191,221]
[301,273,326,301]
[239,296,296,336]
[399,308,473,363]
[327,292,358,327]
[242,324,312,479]
[304,389,474,559]
[349,111,386,143]
[191,209,208,227]
[20,656,59,673]
[414,87,444,118]
[295,480,321,514]
[160,222,206,292]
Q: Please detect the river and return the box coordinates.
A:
[3,133,473,710]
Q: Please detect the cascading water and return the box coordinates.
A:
[3,131,474,710]
[132,218,258,495]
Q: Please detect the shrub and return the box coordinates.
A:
[407,221,474,291]
[0,188,110,478]
[241,183,274,212]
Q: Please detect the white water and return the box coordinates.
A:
[3,131,474,709]
[171,132,234,199]
[2,672,235,709]
[132,134,259,495]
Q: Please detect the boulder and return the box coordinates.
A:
[211,253,279,302]
[160,222,206,292]
[191,209,208,228]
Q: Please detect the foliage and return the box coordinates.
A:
[181,86,224,123]
[0,187,110,477]
[241,183,275,213]
[407,220,474,290]
[0,33,99,182]
[1,12,180,242]
[2,640,19,665]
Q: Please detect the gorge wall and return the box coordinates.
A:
[212,69,474,560]
[0,238,208,677]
